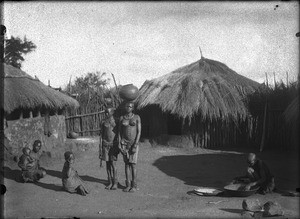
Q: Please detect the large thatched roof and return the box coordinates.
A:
[283,96,299,124]
[136,56,261,121]
[3,64,79,113]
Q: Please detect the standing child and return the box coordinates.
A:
[99,107,119,190]
[62,151,90,196]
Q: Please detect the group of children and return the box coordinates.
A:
[17,141,89,196]
[17,100,141,196]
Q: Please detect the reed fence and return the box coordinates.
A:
[186,108,290,150]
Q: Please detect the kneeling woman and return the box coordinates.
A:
[62,151,90,196]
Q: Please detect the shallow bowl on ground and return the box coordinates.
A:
[224,183,259,197]
[193,187,223,196]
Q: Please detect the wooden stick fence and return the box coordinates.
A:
[65,107,292,150]
[65,110,106,136]
[180,107,289,150]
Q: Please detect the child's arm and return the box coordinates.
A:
[117,116,125,155]
[18,156,27,170]
[131,115,141,153]
[66,163,73,177]
[18,156,34,170]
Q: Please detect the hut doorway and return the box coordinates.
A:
[167,114,182,135]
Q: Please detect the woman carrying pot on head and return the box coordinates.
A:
[118,101,141,192]
[99,107,119,190]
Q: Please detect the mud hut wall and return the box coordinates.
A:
[4,114,67,158]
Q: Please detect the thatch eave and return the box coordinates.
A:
[4,64,79,114]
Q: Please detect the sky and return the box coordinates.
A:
[2,1,299,89]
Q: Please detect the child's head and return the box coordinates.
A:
[105,107,114,118]
[22,147,31,156]
[124,101,134,114]
[33,140,42,153]
[64,151,75,164]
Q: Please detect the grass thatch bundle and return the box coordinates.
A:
[4,64,79,114]
[136,57,261,121]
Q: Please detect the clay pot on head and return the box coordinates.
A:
[119,84,139,101]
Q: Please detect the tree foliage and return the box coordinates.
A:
[65,72,120,114]
[4,36,36,69]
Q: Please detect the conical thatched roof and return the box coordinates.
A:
[136,57,261,121]
[283,96,299,124]
[3,64,79,114]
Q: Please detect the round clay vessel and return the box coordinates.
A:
[119,84,139,101]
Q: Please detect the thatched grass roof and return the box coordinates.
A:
[4,64,79,113]
[283,96,299,124]
[136,57,261,121]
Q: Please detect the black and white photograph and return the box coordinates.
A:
[1,1,299,218]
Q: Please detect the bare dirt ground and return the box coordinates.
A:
[3,138,300,218]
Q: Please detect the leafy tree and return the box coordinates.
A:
[4,36,36,69]
[65,72,112,113]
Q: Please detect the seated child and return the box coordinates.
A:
[62,151,90,196]
[18,147,37,182]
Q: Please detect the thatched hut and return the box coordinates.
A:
[3,64,79,158]
[136,56,261,148]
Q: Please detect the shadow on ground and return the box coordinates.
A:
[153,151,299,191]
[153,152,245,188]
[35,181,64,192]
[2,166,23,183]
[2,166,64,192]
[219,208,243,214]
[2,167,107,188]
[42,169,108,185]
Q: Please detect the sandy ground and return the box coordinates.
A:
[3,138,300,218]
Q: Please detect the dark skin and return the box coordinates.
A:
[65,153,75,177]
[32,142,41,153]
[99,108,118,189]
[64,152,88,196]
[118,102,141,190]
[18,148,35,170]
[244,153,266,191]
[32,141,41,167]
[31,141,46,178]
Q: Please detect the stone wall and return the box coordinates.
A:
[4,115,66,159]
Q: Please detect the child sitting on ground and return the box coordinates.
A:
[18,147,36,182]
[62,151,90,196]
